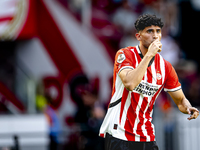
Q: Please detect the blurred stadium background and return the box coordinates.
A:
[0,0,200,150]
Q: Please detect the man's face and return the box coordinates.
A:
[137,25,162,49]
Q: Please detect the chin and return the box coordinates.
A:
[143,44,150,49]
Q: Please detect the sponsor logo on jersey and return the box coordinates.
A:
[133,81,159,97]
[117,53,126,63]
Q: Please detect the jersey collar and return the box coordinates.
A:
[136,45,155,67]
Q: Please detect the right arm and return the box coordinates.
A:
[119,40,161,91]
[119,55,153,91]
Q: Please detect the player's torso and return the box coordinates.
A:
[110,46,169,141]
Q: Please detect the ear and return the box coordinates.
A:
[135,32,141,41]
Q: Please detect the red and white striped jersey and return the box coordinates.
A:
[99,46,181,142]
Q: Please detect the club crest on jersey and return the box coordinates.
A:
[117,53,126,63]
[156,73,162,80]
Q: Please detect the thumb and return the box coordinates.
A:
[186,108,191,115]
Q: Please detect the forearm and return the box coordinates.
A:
[169,89,199,120]
[120,54,153,91]
[177,97,199,120]
[177,97,192,114]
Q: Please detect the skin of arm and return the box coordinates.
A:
[168,89,199,120]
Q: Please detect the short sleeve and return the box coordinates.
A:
[114,48,135,74]
[164,62,181,92]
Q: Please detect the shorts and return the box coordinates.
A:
[105,133,159,150]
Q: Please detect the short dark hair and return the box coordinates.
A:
[134,14,164,32]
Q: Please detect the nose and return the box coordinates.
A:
[153,33,158,39]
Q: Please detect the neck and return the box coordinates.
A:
[139,43,148,56]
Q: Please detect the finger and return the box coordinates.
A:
[158,48,162,53]
[187,107,199,114]
[188,111,199,120]
[188,116,192,120]
[187,108,191,115]
[188,108,199,115]
[159,43,162,49]
[187,113,195,120]
[155,41,162,52]
[191,107,199,113]
[193,111,199,118]
[158,44,162,52]
[159,43,162,48]
[152,39,160,45]
[153,39,159,42]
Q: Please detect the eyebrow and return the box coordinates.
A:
[147,29,153,31]
[147,29,161,32]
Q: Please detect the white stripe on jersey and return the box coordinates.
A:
[133,96,143,141]
[143,96,152,141]
[136,45,141,54]
[159,55,166,84]
[120,93,131,128]
[118,66,134,74]
[151,62,157,84]
[144,68,148,83]
[164,86,181,92]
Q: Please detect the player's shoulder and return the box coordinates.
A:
[157,53,173,72]
[115,46,136,64]
[116,46,136,55]
[162,56,173,68]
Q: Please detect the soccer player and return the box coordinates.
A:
[99,14,199,150]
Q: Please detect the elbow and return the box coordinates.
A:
[123,82,136,91]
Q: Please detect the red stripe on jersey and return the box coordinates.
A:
[136,97,148,142]
[145,101,155,141]
[145,85,164,141]
[145,120,155,141]
[100,133,104,138]
[125,107,136,141]
[142,76,145,80]
[147,66,153,83]
[119,88,129,124]
[133,47,142,65]
[155,55,162,85]
[128,47,137,69]
[124,93,140,141]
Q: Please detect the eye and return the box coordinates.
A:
[157,30,161,33]
[147,30,153,33]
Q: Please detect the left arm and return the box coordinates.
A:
[168,89,199,120]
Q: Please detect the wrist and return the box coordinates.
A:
[144,53,154,60]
